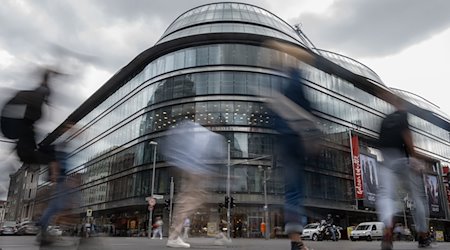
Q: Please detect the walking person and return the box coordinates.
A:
[182,217,190,240]
[263,40,320,250]
[376,94,431,250]
[152,217,163,240]
[160,121,227,248]
[0,68,74,246]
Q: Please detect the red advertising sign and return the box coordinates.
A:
[351,135,364,199]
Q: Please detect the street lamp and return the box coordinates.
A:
[258,165,271,240]
[148,141,158,239]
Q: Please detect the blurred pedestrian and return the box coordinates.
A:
[263,40,320,250]
[152,217,163,240]
[376,94,430,249]
[161,121,227,248]
[0,68,74,246]
[182,217,191,240]
[260,221,266,238]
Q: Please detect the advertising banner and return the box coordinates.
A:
[351,135,364,199]
[360,154,378,207]
[424,174,442,216]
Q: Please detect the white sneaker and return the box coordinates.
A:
[167,237,190,248]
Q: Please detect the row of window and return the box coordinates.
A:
[79,165,355,207]
[158,22,300,46]
[67,71,289,150]
[68,132,275,177]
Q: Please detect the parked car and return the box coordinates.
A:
[16,221,39,235]
[350,222,384,241]
[1,221,18,235]
[301,223,321,241]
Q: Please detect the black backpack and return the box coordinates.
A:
[1,86,49,139]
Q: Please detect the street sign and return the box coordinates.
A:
[86,209,92,217]
[146,194,163,201]
[153,194,163,199]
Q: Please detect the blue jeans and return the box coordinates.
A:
[278,134,307,234]
[38,151,68,230]
[38,180,68,230]
[376,148,429,232]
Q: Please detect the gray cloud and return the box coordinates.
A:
[290,0,450,57]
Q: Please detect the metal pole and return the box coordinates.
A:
[227,140,231,239]
[169,177,174,228]
[148,141,157,239]
[403,193,408,229]
[263,169,269,240]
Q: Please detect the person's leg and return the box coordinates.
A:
[377,150,405,250]
[38,181,67,230]
[330,227,336,241]
[168,173,206,248]
[376,164,397,230]
[407,165,430,247]
[279,137,307,249]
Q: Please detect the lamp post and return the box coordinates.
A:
[148,141,158,239]
[258,165,271,240]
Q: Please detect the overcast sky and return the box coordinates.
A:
[1,0,450,199]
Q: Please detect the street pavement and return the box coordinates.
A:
[1,236,450,250]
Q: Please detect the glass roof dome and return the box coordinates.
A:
[157,2,305,46]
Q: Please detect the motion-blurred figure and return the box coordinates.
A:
[1,69,58,164]
[263,40,320,250]
[161,121,227,248]
[376,95,430,250]
[0,69,77,247]
[152,216,164,240]
[182,217,190,240]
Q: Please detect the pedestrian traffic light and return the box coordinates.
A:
[164,199,171,210]
[224,196,229,207]
[230,196,236,208]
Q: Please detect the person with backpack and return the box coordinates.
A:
[376,94,431,250]
[1,69,73,246]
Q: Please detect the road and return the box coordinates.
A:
[1,236,449,250]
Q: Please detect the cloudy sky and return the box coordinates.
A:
[1,0,450,199]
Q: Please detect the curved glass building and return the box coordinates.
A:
[28,2,450,237]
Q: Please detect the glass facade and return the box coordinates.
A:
[34,2,450,237]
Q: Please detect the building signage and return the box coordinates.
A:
[424,174,441,215]
[351,135,364,199]
[360,154,378,207]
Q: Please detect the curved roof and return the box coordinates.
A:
[390,88,450,120]
[157,2,306,46]
[315,49,384,85]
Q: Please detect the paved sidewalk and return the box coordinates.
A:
[1,236,450,250]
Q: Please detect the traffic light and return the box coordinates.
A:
[230,196,236,208]
[164,199,171,210]
[224,196,229,207]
